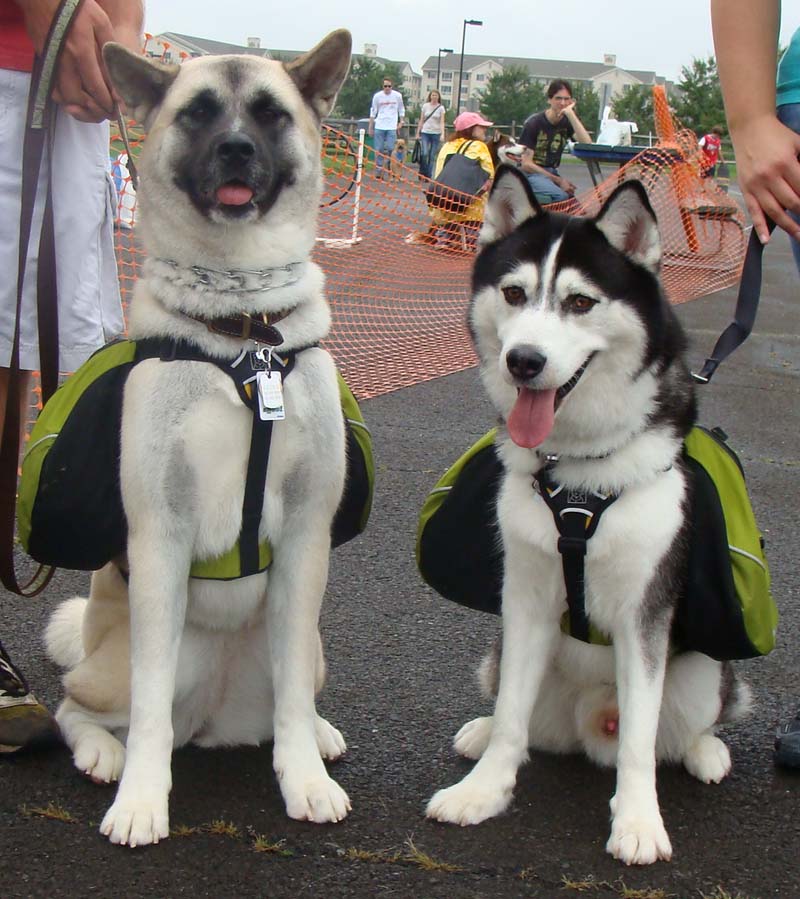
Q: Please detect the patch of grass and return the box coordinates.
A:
[205,819,240,838]
[561,878,674,899]
[20,803,78,824]
[402,838,461,873]
[171,824,202,837]
[250,834,295,858]
[343,847,401,864]
[617,885,672,899]
[699,888,758,899]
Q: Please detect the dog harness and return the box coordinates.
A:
[533,462,618,642]
[136,337,309,579]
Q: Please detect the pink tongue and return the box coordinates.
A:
[507,387,557,448]
[216,183,253,205]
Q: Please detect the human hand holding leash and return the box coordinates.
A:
[17,0,142,123]
[729,115,800,244]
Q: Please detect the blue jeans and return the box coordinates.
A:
[418,132,440,179]
[373,128,396,177]
[777,102,800,274]
[525,167,571,203]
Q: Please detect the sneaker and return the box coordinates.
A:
[0,642,60,753]
[774,712,800,769]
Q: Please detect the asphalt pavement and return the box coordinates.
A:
[1,173,798,899]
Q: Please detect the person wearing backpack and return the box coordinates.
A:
[423,111,495,251]
[711,0,800,769]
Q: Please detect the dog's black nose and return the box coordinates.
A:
[506,345,547,381]
[216,132,256,164]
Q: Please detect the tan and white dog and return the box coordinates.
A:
[44,30,354,846]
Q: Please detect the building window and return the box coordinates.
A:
[441,71,452,81]
[475,73,485,81]
[441,85,451,94]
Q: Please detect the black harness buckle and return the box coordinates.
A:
[557,535,587,556]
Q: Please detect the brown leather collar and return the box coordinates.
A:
[189,308,293,346]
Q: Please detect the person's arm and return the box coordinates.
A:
[562,102,592,144]
[711,0,800,242]
[368,92,379,135]
[17,0,143,123]
[415,104,423,138]
[397,94,405,132]
[439,107,446,141]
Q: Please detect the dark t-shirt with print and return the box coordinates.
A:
[519,111,574,168]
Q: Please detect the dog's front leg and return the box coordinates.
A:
[99,533,190,847]
[606,611,672,865]
[267,520,350,823]
[427,544,561,825]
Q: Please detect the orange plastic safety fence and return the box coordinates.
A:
[103,114,745,402]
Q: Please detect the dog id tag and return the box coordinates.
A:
[256,370,285,421]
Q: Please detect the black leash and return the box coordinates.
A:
[693,220,776,384]
[0,0,83,596]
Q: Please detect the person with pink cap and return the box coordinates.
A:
[425,110,496,250]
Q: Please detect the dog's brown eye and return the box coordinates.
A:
[181,91,221,127]
[250,99,288,126]
[567,294,597,314]
[502,285,526,306]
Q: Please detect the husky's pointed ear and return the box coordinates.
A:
[286,29,352,119]
[594,181,661,272]
[479,164,541,246]
[103,43,179,129]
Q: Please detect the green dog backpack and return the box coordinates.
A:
[17,339,374,580]
[416,425,777,661]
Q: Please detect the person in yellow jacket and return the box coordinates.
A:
[415,111,495,251]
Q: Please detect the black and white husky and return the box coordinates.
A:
[426,167,750,865]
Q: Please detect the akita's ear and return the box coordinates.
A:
[103,43,180,129]
[286,29,352,120]
[479,165,541,247]
[594,180,661,272]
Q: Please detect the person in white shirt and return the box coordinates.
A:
[368,76,405,180]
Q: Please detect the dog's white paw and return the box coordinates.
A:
[73,730,126,784]
[606,812,672,865]
[683,734,731,784]
[426,776,512,826]
[314,715,346,761]
[280,771,351,823]
[453,716,493,760]
[100,791,169,847]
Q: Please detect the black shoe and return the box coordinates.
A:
[0,642,61,753]
[774,712,800,769]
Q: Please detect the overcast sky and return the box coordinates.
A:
[145,1,800,84]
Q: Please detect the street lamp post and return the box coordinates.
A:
[457,19,482,114]
[436,47,453,93]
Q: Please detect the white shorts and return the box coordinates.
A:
[0,68,124,372]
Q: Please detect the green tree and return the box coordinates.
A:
[479,66,546,129]
[335,57,406,119]
[611,84,656,138]
[673,56,726,136]
[571,81,600,139]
